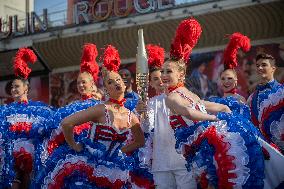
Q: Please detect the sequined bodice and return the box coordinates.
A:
[169,90,207,129]
[88,105,131,149]
[89,124,129,144]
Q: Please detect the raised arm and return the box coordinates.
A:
[61,104,104,151]
[120,114,145,153]
[166,95,218,122]
[202,100,231,114]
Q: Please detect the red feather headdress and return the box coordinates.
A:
[170,18,202,63]
[146,44,165,69]
[13,48,37,80]
[80,43,99,82]
[223,32,251,69]
[102,45,121,73]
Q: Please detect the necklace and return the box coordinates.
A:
[168,82,184,93]
[109,98,126,106]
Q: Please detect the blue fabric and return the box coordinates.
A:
[32,99,100,188]
[33,99,140,189]
[128,133,154,185]
[250,80,283,148]
[52,98,99,136]
[124,91,139,111]
[251,80,282,125]
[209,96,251,119]
[0,101,55,187]
[173,114,265,188]
[33,136,136,188]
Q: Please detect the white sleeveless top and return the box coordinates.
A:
[148,94,188,172]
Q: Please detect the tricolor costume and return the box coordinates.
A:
[40,44,100,161]
[34,44,101,188]
[249,79,284,153]
[0,48,54,187]
[167,18,267,189]
[208,33,284,188]
[35,45,140,189]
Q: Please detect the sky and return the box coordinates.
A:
[34,0,67,14]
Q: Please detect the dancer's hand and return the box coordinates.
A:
[224,105,232,113]
[72,142,83,152]
[211,114,219,121]
[136,100,147,115]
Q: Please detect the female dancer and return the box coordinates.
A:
[33,44,102,188]
[209,33,251,119]
[39,43,101,163]
[162,18,266,189]
[1,48,54,189]
[38,45,145,189]
[141,44,195,189]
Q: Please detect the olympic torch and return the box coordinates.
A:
[136,29,148,104]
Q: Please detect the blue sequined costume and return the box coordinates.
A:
[209,95,251,119]
[0,101,54,187]
[124,91,140,112]
[33,98,99,188]
[35,104,136,189]
[0,104,7,187]
[249,80,284,152]
[169,90,265,189]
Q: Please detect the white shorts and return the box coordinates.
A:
[153,170,197,189]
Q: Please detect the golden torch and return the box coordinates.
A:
[136,29,149,104]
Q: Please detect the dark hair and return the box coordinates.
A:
[119,68,134,78]
[256,53,276,66]
[149,67,161,81]
[149,67,161,74]
[14,77,29,86]
[12,77,30,94]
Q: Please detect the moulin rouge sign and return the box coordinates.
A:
[0,9,48,39]
[73,0,174,24]
[0,0,174,39]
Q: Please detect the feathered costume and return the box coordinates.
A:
[167,18,267,189]
[34,45,140,189]
[209,33,284,188]
[209,33,251,119]
[0,48,55,188]
[33,44,101,188]
[249,73,284,153]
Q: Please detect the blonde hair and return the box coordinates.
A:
[78,71,94,82]
[166,59,187,74]
[101,67,121,86]
[221,69,237,79]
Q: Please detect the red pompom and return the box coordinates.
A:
[223,32,251,69]
[80,43,99,82]
[102,45,121,72]
[13,48,37,79]
[170,18,202,62]
[146,44,165,69]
